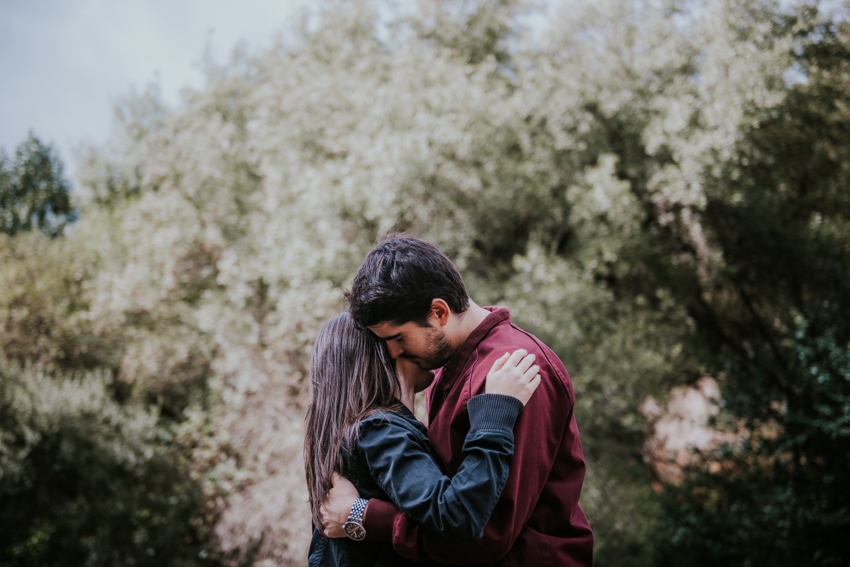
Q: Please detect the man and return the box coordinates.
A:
[321,234,593,566]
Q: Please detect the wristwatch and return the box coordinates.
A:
[342,497,369,541]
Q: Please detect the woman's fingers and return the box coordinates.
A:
[485,349,545,400]
[523,364,540,382]
[505,349,527,369]
[485,349,544,405]
[500,351,536,376]
[489,351,511,373]
[515,353,537,374]
[490,350,538,380]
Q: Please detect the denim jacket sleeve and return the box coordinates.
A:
[356,393,522,542]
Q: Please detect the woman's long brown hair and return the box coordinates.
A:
[303,312,401,528]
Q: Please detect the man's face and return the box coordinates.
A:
[368,319,455,370]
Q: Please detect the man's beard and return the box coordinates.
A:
[408,326,455,370]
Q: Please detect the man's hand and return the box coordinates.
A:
[319,472,361,538]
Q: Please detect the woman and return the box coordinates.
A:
[304,312,540,566]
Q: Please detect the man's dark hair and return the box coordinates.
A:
[345,234,470,327]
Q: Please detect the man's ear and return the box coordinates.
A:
[430,299,451,327]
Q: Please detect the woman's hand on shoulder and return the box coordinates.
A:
[485,349,541,406]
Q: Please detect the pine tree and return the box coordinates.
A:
[0,134,77,237]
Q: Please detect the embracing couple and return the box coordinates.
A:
[304,235,594,566]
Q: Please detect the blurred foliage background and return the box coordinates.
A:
[1,0,848,565]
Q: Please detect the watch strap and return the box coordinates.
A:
[347,497,369,523]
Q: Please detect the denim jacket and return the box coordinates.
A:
[308,393,523,567]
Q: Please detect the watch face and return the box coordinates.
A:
[343,521,367,541]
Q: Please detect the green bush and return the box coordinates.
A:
[0,357,213,567]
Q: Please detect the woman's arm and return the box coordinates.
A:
[348,351,540,542]
[358,394,519,541]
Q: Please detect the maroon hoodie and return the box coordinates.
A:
[364,307,594,566]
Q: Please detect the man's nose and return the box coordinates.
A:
[387,341,404,359]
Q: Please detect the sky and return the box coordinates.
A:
[0,0,314,179]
